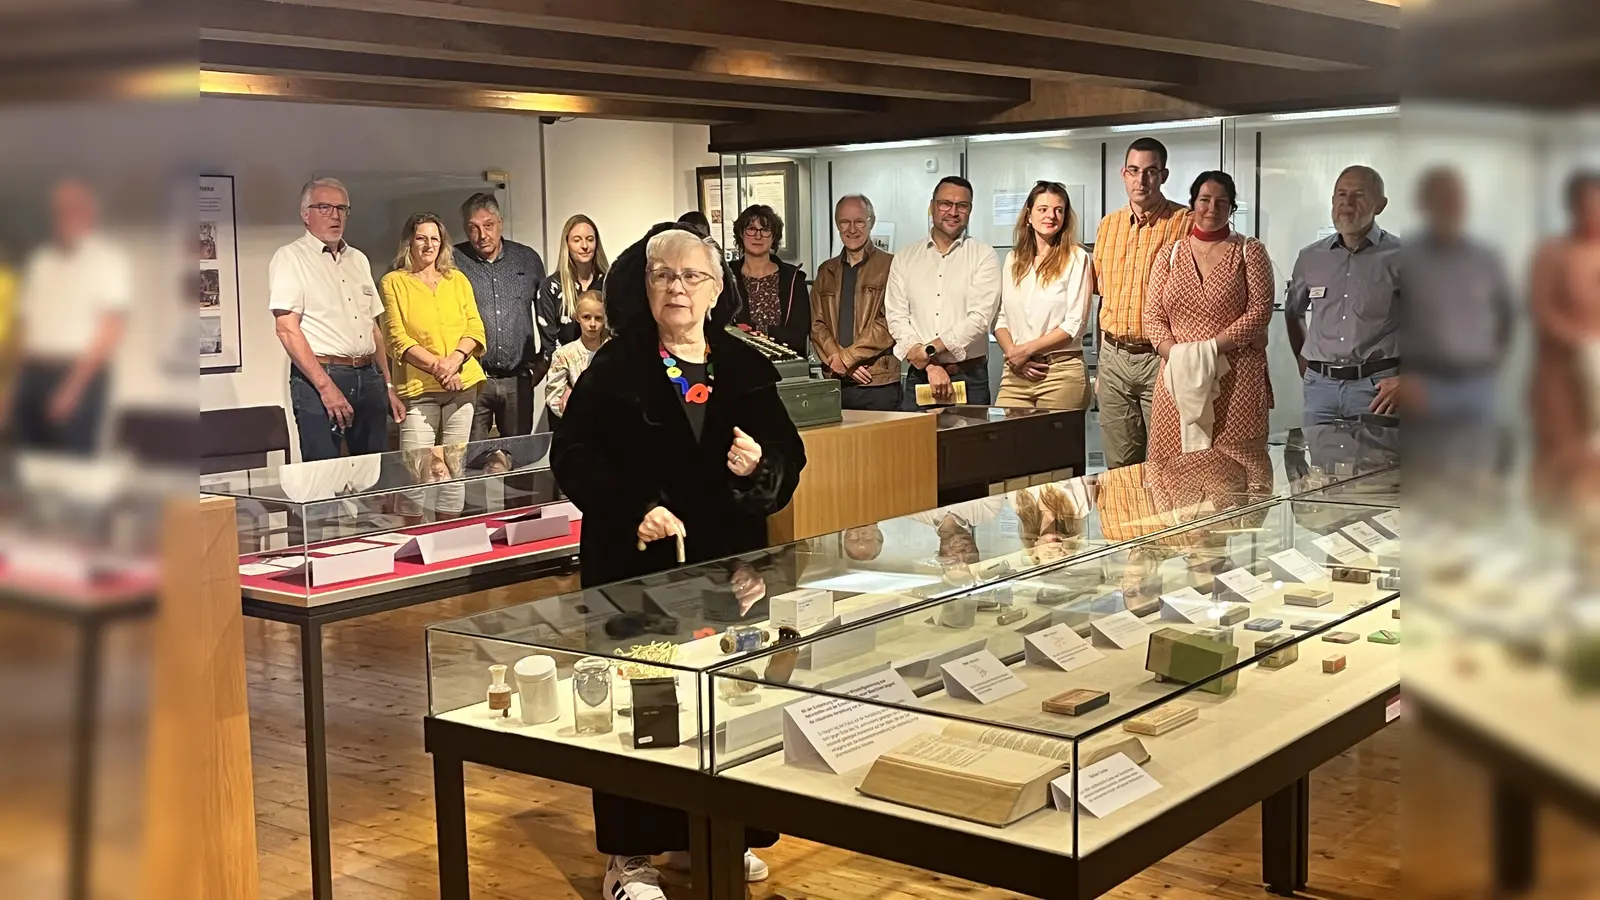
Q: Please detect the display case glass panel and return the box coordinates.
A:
[424,464,1277,771]
[199,434,563,603]
[702,497,1400,856]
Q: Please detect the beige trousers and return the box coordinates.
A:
[1097,342,1160,469]
[399,388,477,517]
[996,356,1090,411]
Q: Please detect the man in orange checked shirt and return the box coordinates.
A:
[1093,137,1192,468]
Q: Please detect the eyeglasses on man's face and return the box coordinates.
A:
[649,268,714,290]
[308,203,351,217]
[934,200,973,213]
[1123,165,1165,182]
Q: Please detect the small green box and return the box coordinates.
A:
[1146,628,1240,694]
[1367,629,1401,645]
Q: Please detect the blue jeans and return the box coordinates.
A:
[289,363,390,461]
[901,359,991,411]
[1302,368,1386,426]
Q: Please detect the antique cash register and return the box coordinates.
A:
[726,326,842,428]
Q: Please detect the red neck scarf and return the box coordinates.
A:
[1190,225,1230,242]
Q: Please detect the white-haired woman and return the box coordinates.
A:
[551,222,807,899]
[811,193,901,409]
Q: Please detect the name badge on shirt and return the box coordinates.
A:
[1309,286,1326,299]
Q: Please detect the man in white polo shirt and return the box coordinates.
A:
[270,177,404,461]
[885,175,1001,410]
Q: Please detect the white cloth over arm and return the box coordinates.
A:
[1162,339,1231,453]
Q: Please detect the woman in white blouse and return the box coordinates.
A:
[993,180,1094,409]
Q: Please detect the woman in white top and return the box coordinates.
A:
[994,180,1094,409]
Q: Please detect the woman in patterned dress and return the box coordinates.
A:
[724,204,812,356]
[1144,171,1274,459]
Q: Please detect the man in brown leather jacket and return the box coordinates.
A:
[811,194,902,410]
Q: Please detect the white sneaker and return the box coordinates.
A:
[661,850,770,883]
[604,856,667,900]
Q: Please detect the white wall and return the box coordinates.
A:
[195,99,546,414]
[542,118,681,267]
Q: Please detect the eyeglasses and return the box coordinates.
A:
[649,268,714,290]
[934,200,973,213]
[743,226,772,237]
[1123,165,1165,181]
[307,203,351,217]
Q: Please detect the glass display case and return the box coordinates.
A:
[424,463,1278,771]
[700,497,1400,857]
[198,434,563,604]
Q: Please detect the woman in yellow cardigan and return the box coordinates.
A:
[381,213,486,518]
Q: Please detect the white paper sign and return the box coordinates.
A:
[1024,624,1105,672]
[396,523,492,566]
[940,649,1028,704]
[313,541,383,556]
[1160,595,1216,624]
[263,555,307,569]
[1312,533,1367,564]
[1050,752,1162,817]
[1090,611,1152,650]
[1373,510,1399,537]
[363,532,414,545]
[782,670,933,773]
[1268,549,1328,583]
[1385,696,1403,723]
[1339,521,1390,551]
[239,563,287,577]
[893,638,987,681]
[1215,568,1272,602]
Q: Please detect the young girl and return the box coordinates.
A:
[546,291,608,417]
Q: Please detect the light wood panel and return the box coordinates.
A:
[142,497,260,900]
[767,410,938,545]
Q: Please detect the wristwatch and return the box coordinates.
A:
[923,343,937,361]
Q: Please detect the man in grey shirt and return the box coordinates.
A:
[1405,166,1512,471]
[1287,165,1402,425]
[454,193,548,439]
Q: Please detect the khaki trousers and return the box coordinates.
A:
[1097,342,1160,469]
[996,356,1090,411]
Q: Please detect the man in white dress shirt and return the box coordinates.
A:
[269,177,404,461]
[7,178,129,454]
[885,176,1002,409]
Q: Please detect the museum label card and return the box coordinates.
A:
[310,545,395,587]
[238,563,287,577]
[1024,624,1105,672]
[1215,568,1272,602]
[1158,588,1211,624]
[498,512,570,546]
[940,649,1028,704]
[263,555,307,569]
[1339,521,1391,552]
[363,532,414,545]
[1311,533,1367,564]
[782,669,934,773]
[1090,611,1152,650]
[1268,549,1328,583]
[893,638,987,681]
[771,589,835,632]
[1373,510,1399,537]
[540,500,584,521]
[1049,753,1162,817]
[312,541,384,556]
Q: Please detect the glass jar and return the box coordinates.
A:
[572,657,614,735]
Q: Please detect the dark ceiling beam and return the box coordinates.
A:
[205,0,1030,103]
[778,0,1393,71]
[709,83,1215,153]
[199,71,752,124]
[1156,60,1397,114]
[198,41,886,113]
[270,0,1200,85]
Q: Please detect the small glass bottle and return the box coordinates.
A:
[572,657,614,735]
[487,664,512,719]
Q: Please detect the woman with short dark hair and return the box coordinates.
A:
[724,204,812,356]
[1144,170,1273,456]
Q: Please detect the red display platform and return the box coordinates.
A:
[239,508,581,607]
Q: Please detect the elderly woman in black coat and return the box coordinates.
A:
[552,222,806,899]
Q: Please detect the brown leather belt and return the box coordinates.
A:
[1101,332,1155,354]
[1038,350,1084,363]
[316,354,373,367]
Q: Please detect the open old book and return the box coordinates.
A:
[857,731,1067,827]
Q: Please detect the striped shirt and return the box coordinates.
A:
[1093,199,1192,340]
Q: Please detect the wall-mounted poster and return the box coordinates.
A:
[696,161,801,262]
[199,174,242,371]
[870,222,896,254]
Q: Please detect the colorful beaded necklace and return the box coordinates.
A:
[660,340,713,404]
